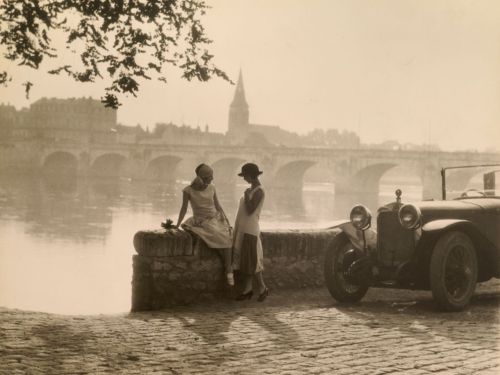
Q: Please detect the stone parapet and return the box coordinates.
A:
[133,229,194,257]
[131,228,340,311]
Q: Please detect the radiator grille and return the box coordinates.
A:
[377,210,415,266]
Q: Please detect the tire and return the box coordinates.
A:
[324,233,369,303]
[430,231,478,311]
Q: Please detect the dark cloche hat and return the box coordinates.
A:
[238,163,263,177]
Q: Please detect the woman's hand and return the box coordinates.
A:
[217,212,229,225]
[244,187,264,215]
[244,188,251,201]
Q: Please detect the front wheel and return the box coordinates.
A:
[324,233,369,302]
[430,231,478,311]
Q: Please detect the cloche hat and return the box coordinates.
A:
[238,163,263,177]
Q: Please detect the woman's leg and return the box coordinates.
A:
[255,272,266,294]
[215,248,233,285]
[255,272,269,301]
[235,273,253,300]
[217,248,234,286]
[216,248,233,273]
[223,248,233,274]
[242,274,253,293]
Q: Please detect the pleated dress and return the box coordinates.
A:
[231,186,265,274]
[181,184,232,248]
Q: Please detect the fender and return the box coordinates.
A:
[326,219,350,229]
[333,221,377,252]
[421,219,499,278]
[422,219,471,232]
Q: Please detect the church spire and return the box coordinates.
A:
[231,70,247,106]
[228,69,249,133]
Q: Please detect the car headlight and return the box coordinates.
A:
[350,205,372,231]
[398,204,422,230]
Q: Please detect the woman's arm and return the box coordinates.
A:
[244,188,264,215]
[213,190,225,215]
[175,191,189,227]
[214,190,229,223]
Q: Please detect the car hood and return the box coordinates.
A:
[412,198,500,212]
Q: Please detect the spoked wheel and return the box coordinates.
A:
[430,231,478,311]
[324,233,369,302]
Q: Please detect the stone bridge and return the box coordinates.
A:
[4,140,500,199]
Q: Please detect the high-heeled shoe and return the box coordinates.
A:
[236,290,253,301]
[257,288,269,302]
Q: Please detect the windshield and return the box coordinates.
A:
[442,164,500,200]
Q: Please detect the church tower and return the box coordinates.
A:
[227,70,249,135]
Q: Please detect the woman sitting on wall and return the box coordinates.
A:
[174,163,234,286]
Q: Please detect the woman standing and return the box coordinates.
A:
[232,163,269,302]
[175,163,234,286]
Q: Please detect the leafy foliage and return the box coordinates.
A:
[0,0,230,107]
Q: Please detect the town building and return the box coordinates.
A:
[0,97,118,143]
[0,76,362,149]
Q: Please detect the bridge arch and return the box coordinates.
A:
[146,155,182,181]
[212,157,246,184]
[42,151,78,176]
[273,160,317,189]
[379,164,423,202]
[337,163,398,195]
[336,161,428,199]
[91,153,127,178]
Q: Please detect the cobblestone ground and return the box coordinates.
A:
[1,281,499,375]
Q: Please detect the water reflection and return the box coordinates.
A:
[0,175,114,242]
[0,173,421,314]
[268,187,307,224]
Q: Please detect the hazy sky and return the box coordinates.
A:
[1,0,499,151]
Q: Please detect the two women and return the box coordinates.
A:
[175,162,268,301]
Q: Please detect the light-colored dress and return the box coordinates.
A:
[232,186,265,274]
[181,184,232,248]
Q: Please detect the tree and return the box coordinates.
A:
[0,0,230,107]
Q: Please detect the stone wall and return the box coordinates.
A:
[132,228,340,311]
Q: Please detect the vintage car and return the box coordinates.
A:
[324,164,500,311]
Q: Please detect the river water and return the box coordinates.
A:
[0,175,422,314]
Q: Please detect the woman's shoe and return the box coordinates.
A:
[235,290,253,301]
[257,288,269,302]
